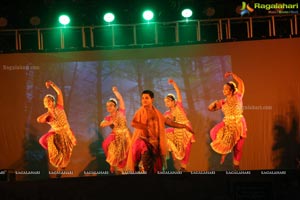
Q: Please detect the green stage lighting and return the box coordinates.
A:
[142,10,154,21]
[58,15,70,25]
[103,13,115,23]
[181,8,193,18]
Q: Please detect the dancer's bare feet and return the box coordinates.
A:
[233,165,240,170]
[55,167,65,178]
[220,154,226,164]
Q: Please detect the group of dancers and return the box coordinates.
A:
[37,72,247,175]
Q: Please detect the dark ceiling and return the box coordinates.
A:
[0,0,298,28]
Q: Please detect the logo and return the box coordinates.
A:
[254,2,298,14]
[240,2,254,16]
[239,1,299,15]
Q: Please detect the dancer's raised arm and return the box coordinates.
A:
[225,72,245,96]
[45,80,64,106]
[168,79,182,103]
[112,86,125,110]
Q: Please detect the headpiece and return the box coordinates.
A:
[228,81,238,92]
[45,94,55,102]
[108,98,118,106]
[166,93,176,101]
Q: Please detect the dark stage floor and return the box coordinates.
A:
[1,170,300,200]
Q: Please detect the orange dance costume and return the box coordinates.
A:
[39,104,77,169]
[38,80,76,170]
[127,106,167,173]
[164,102,195,168]
[102,109,131,173]
[210,92,247,156]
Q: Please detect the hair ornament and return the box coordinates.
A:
[166,93,176,101]
[108,98,118,106]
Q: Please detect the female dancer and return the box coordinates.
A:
[37,80,77,174]
[208,72,247,170]
[164,79,196,172]
[100,86,131,174]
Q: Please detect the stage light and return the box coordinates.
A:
[142,10,154,21]
[0,17,8,27]
[30,16,41,26]
[103,13,115,23]
[181,8,193,19]
[204,7,215,17]
[58,15,70,26]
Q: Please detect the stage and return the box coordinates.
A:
[1,170,299,199]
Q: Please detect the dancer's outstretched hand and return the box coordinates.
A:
[185,125,194,134]
[45,80,54,89]
[224,72,233,78]
[168,78,174,85]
